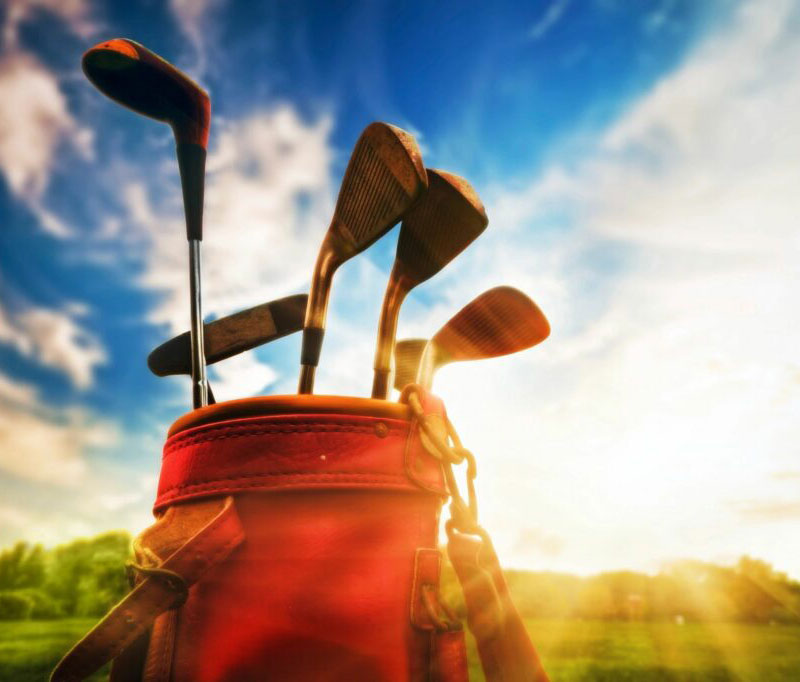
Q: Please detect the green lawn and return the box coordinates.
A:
[467,620,800,681]
[2,618,799,681]
[0,619,108,682]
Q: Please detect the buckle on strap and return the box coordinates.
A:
[126,563,189,609]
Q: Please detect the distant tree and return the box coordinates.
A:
[46,531,131,617]
[0,542,46,590]
[0,591,33,620]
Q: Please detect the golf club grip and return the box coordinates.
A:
[371,370,391,399]
[177,143,206,241]
[298,327,324,393]
[298,365,316,394]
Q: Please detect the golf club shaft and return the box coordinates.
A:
[189,239,209,408]
[415,341,438,390]
[371,274,408,399]
[298,240,337,394]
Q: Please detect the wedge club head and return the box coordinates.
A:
[83,39,211,409]
[148,294,308,376]
[414,286,550,390]
[370,169,488,399]
[298,122,427,394]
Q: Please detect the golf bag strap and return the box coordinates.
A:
[448,527,549,682]
[405,385,550,682]
[50,496,244,682]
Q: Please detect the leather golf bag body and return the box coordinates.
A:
[52,388,549,682]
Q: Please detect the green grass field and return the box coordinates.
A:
[2,618,798,681]
[0,619,108,682]
[469,620,800,681]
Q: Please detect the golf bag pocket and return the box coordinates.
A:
[52,390,548,682]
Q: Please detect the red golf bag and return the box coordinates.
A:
[52,387,549,681]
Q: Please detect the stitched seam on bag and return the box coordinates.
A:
[164,422,403,457]
[159,471,407,497]
[157,472,434,501]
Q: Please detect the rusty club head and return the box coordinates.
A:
[371,169,488,399]
[416,286,550,390]
[298,122,427,394]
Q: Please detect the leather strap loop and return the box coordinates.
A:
[50,496,244,682]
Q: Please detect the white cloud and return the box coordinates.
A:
[168,0,224,77]
[208,352,278,401]
[0,373,117,486]
[2,0,95,49]
[529,0,571,41]
[412,0,800,577]
[0,53,93,237]
[0,301,107,390]
[131,106,334,336]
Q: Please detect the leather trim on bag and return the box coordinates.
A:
[156,413,448,512]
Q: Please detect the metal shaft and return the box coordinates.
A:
[371,273,408,399]
[188,239,209,408]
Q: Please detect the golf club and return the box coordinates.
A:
[83,39,211,409]
[392,338,427,391]
[405,286,551,390]
[298,122,427,394]
[370,169,488,399]
[148,294,308,376]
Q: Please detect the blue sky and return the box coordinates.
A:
[1,0,799,578]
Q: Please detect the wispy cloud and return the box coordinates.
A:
[2,0,96,50]
[415,0,800,575]
[0,52,93,237]
[0,299,106,390]
[734,500,800,521]
[168,0,224,78]
[529,0,571,41]
[127,105,334,336]
[0,372,117,486]
[209,352,278,401]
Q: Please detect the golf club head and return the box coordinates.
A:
[83,38,212,408]
[148,294,308,377]
[417,286,550,389]
[393,338,427,391]
[298,122,427,393]
[394,170,488,285]
[371,169,488,398]
[82,39,210,148]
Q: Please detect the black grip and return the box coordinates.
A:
[300,327,325,367]
[176,142,206,241]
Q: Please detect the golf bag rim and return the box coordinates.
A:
[170,394,411,436]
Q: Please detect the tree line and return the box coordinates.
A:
[0,533,130,620]
[442,556,800,624]
[1,532,798,623]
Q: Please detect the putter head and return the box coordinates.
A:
[327,122,427,264]
[394,169,488,287]
[393,338,428,390]
[82,38,210,147]
[432,286,550,365]
[148,294,308,376]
